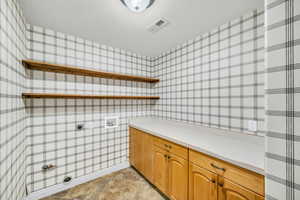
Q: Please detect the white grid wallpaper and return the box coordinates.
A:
[24,9,267,194]
[0,0,27,200]
[25,25,156,192]
[265,0,300,199]
[153,9,266,136]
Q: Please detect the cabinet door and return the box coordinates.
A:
[153,146,169,194]
[130,128,143,172]
[135,130,144,172]
[129,128,136,167]
[168,154,188,200]
[189,163,217,200]
[143,133,153,182]
[218,178,264,200]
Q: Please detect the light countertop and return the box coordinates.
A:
[129,117,265,175]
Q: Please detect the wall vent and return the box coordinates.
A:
[147,18,169,33]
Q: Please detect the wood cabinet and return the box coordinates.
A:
[129,127,153,179]
[190,149,265,197]
[189,162,263,200]
[129,128,143,172]
[189,149,264,200]
[189,163,217,200]
[143,132,154,182]
[153,141,188,200]
[153,146,169,194]
[129,127,265,200]
[129,128,137,168]
[154,137,188,159]
[218,178,264,200]
[168,154,188,200]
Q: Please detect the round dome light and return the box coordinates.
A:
[121,0,155,13]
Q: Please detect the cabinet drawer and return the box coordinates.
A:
[189,149,219,173]
[189,149,264,196]
[154,137,188,159]
[215,158,265,196]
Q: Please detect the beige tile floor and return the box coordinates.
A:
[41,168,166,200]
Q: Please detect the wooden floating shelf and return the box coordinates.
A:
[22,60,160,83]
[22,93,160,100]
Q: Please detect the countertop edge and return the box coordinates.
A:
[129,123,265,176]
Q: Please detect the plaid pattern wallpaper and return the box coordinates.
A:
[265,0,300,199]
[2,1,298,199]
[25,25,156,193]
[152,9,265,136]
[0,0,27,200]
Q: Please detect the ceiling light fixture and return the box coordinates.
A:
[121,0,155,13]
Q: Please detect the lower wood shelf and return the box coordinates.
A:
[22,93,160,100]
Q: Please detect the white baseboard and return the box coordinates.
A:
[25,162,130,200]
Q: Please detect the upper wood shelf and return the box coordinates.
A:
[22,60,159,83]
[22,93,160,100]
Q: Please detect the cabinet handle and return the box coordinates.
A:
[164,155,168,158]
[168,145,172,149]
[210,163,226,172]
[218,183,224,187]
[211,180,216,183]
[168,156,171,159]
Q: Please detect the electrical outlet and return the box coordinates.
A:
[104,116,119,129]
[248,120,257,132]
